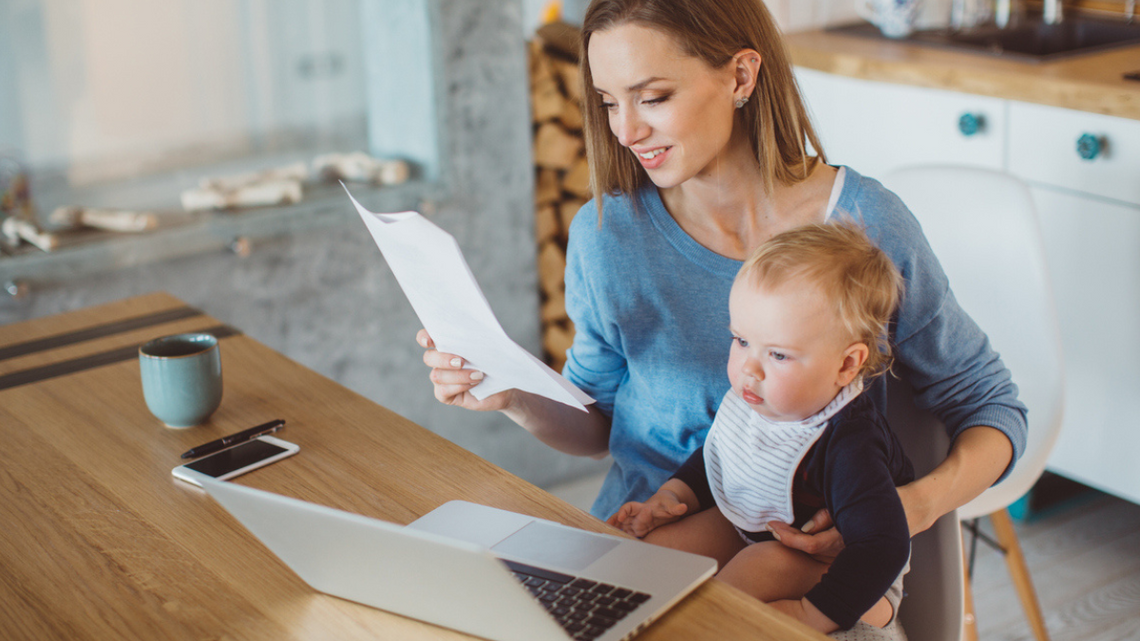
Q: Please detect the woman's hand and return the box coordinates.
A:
[766,509,844,563]
[419,328,613,457]
[607,490,690,538]
[418,329,513,412]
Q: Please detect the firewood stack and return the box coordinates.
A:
[530,21,587,372]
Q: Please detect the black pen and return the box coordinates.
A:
[180,419,286,459]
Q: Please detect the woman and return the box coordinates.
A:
[419,0,1024,567]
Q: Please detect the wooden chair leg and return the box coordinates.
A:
[989,508,1050,641]
[962,546,979,641]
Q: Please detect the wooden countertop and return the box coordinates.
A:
[786,27,1140,121]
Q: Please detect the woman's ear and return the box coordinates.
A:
[732,49,762,102]
[837,343,869,387]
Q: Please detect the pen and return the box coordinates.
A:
[179,419,286,459]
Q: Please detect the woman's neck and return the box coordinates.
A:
[659,150,836,261]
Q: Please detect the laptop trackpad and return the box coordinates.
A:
[492,521,620,571]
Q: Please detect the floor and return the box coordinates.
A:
[545,473,1140,641]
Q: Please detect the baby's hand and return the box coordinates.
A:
[607,491,689,538]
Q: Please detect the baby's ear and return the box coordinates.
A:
[837,343,869,386]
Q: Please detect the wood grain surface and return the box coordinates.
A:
[0,292,825,641]
[786,29,1140,121]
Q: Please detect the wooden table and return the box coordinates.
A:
[0,292,824,640]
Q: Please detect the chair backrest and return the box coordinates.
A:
[881,165,1065,520]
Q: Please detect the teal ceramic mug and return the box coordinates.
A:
[139,333,223,428]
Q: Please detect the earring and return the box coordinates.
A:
[735,97,749,109]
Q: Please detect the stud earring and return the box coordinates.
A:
[735,97,749,109]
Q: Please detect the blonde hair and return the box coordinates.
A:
[737,223,903,379]
[580,0,826,213]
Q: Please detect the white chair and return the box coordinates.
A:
[881,165,1066,641]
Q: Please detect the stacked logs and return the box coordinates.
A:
[529,22,587,372]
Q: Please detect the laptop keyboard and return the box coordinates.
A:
[503,559,652,640]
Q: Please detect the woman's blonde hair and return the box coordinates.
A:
[580,0,826,212]
[737,223,903,379]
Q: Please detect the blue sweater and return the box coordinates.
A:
[672,393,915,630]
[563,166,1028,520]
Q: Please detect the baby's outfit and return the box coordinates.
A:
[672,381,912,638]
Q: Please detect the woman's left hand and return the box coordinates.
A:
[766,509,845,563]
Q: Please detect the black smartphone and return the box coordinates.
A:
[172,436,299,487]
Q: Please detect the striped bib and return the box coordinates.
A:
[705,380,863,533]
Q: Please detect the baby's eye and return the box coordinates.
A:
[769,351,787,361]
[732,336,749,348]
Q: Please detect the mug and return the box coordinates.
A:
[856,0,921,39]
[139,333,223,428]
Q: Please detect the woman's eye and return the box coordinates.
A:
[642,95,668,106]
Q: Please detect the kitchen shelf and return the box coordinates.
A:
[0,179,441,286]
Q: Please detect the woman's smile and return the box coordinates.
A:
[634,146,671,169]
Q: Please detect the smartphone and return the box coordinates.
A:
[172,435,299,487]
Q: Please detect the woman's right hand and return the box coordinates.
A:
[417,329,513,412]
[419,329,612,458]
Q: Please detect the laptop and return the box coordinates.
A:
[196,474,717,641]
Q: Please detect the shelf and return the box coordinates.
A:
[0,179,442,286]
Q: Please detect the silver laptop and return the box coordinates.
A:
[196,474,717,641]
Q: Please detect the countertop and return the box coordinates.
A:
[786,26,1140,121]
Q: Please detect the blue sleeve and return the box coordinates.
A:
[804,420,911,630]
[561,200,626,417]
[842,175,1028,478]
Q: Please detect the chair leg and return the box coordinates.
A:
[962,546,979,641]
[989,508,1051,641]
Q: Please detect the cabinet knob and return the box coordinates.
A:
[1076,133,1104,161]
[4,279,30,298]
[958,113,986,136]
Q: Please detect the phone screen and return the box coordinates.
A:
[184,439,290,478]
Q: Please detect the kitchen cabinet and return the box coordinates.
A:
[796,68,1006,177]
[1033,186,1140,502]
[1008,101,1140,207]
[795,66,1140,504]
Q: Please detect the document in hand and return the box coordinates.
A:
[345,186,594,412]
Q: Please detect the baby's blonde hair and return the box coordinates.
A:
[737,223,903,379]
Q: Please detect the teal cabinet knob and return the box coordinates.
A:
[1077,133,1103,161]
[958,113,986,136]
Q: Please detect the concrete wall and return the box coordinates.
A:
[0,0,610,491]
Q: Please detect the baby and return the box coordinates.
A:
[609,223,913,639]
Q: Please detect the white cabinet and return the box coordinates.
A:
[1008,102,1140,207]
[1034,186,1140,504]
[795,67,1140,504]
[796,68,1006,178]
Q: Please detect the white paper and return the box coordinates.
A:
[345,185,594,411]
